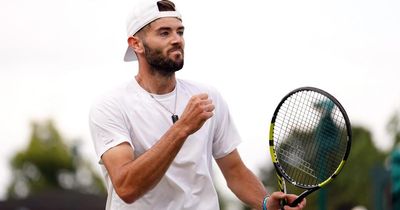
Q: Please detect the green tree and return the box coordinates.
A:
[7,120,105,199]
[329,127,387,210]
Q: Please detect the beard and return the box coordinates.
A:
[143,42,184,77]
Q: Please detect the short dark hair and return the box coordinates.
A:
[157,0,176,11]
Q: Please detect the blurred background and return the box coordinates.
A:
[0,0,399,209]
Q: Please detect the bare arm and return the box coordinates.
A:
[216,149,267,209]
[216,150,306,210]
[101,93,214,203]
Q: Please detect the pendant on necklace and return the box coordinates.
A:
[171,115,179,123]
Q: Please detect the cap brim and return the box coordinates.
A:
[124,46,137,62]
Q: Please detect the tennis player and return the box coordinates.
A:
[89,0,306,209]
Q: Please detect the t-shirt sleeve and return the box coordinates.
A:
[89,96,132,163]
[211,89,242,159]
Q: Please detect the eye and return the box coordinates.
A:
[160,31,169,37]
[177,30,184,36]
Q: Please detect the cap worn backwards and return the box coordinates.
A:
[123,0,182,62]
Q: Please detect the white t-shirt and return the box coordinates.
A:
[89,78,241,210]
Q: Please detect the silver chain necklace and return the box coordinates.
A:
[149,85,179,123]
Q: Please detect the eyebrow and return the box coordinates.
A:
[156,26,185,31]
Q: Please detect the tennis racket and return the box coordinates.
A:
[268,87,352,208]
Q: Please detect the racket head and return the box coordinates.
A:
[269,87,352,190]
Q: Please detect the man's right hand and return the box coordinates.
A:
[175,93,215,135]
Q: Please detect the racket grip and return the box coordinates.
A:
[280,198,287,210]
[281,197,303,209]
[289,197,303,207]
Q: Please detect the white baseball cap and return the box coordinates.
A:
[124,0,182,62]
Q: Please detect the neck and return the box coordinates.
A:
[135,56,179,94]
[135,72,176,95]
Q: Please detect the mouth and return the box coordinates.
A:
[168,48,184,59]
[168,46,183,54]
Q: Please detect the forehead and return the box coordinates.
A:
[148,17,184,30]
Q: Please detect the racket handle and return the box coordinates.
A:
[280,198,287,210]
[289,197,303,207]
[280,198,302,209]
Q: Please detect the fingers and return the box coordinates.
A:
[270,191,285,199]
[191,93,215,117]
[266,192,285,210]
[202,100,215,113]
[197,93,209,100]
[283,194,306,210]
[176,93,215,135]
[267,192,306,210]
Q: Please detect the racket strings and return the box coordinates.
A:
[274,90,348,187]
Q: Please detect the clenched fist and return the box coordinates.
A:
[175,93,215,135]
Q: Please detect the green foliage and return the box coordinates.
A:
[327,127,387,210]
[7,120,106,199]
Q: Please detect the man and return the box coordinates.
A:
[89,0,306,209]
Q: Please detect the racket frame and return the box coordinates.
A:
[269,86,352,207]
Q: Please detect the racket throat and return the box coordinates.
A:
[282,180,287,193]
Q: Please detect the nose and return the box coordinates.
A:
[171,32,184,45]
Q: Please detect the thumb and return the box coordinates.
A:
[267,192,286,210]
[270,191,285,200]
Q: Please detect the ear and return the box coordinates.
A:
[128,36,144,55]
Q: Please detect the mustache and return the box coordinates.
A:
[168,46,184,54]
